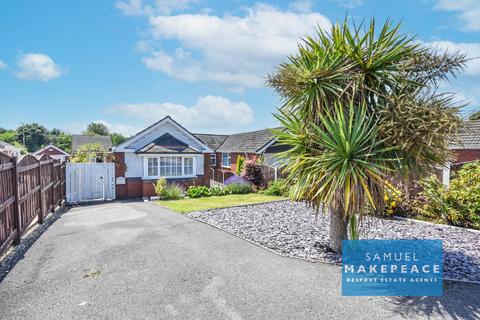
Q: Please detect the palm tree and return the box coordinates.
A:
[268,19,466,252]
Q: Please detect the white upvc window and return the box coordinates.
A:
[222,153,231,167]
[144,155,196,179]
[210,154,216,166]
[184,157,194,175]
[148,157,159,176]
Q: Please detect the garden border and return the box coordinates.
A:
[172,202,480,286]
[393,216,480,234]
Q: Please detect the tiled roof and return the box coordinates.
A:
[193,134,228,150]
[450,120,480,149]
[72,134,113,152]
[137,133,200,154]
[216,127,282,153]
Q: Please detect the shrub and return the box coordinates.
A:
[163,185,184,200]
[153,178,168,197]
[210,186,229,196]
[382,181,402,217]
[186,185,211,198]
[226,182,252,194]
[236,156,245,175]
[243,160,265,189]
[224,174,248,185]
[412,161,480,229]
[262,180,289,196]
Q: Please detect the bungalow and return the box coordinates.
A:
[441,119,480,185]
[34,144,70,162]
[113,116,282,199]
[0,141,21,157]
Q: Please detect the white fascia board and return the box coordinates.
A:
[112,148,136,152]
[256,138,277,154]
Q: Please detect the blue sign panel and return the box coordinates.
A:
[342,240,443,296]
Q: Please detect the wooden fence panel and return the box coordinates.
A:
[17,155,41,234]
[259,164,287,182]
[0,152,66,256]
[0,153,18,256]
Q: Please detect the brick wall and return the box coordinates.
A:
[38,147,65,156]
[452,149,480,164]
[114,152,127,199]
[226,152,257,174]
[116,152,213,199]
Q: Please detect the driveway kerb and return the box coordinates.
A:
[170,201,480,286]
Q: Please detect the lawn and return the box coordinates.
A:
[157,194,285,213]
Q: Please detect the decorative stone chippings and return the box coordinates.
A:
[188,201,480,283]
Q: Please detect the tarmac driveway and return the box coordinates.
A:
[0,202,479,320]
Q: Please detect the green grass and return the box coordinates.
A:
[157,193,285,213]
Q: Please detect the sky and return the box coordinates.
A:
[0,0,479,136]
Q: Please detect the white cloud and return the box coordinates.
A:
[62,120,142,136]
[0,60,7,70]
[289,0,315,13]
[140,4,330,89]
[106,95,254,131]
[16,53,63,81]
[332,0,363,9]
[115,0,198,16]
[435,0,480,31]
[424,41,480,76]
[92,120,142,136]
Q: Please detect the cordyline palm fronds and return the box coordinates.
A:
[268,18,467,252]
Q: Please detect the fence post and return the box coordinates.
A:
[12,157,21,245]
[37,158,44,224]
[51,160,55,213]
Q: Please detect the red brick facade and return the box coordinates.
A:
[452,149,480,164]
[115,152,214,199]
[38,147,65,156]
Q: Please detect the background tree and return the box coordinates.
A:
[71,143,106,163]
[0,129,18,144]
[49,128,72,153]
[84,122,110,136]
[268,19,466,252]
[110,132,127,146]
[468,109,480,121]
[15,123,49,152]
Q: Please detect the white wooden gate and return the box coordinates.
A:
[66,163,115,204]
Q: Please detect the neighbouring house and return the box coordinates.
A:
[71,134,113,162]
[113,116,284,199]
[441,120,480,185]
[0,141,21,157]
[33,144,70,162]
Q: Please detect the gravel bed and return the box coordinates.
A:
[187,201,480,283]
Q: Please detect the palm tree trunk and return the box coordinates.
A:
[329,208,348,253]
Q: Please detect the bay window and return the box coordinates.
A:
[184,157,194,175]
[148,157,159,176]
[144,155,196,178]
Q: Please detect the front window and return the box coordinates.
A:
[222,153,231,167]
[184,157,193,175]
[146,156,195,178]
[210,154,216,166]
[148,157,159,176]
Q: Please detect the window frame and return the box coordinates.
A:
[222,153,231,168]
[210,153,217,167]
[143,155,197,179]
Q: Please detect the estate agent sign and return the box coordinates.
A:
[342,240,443,296]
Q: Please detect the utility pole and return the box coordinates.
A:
[21,122,25,147]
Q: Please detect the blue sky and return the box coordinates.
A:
[0,0,479,135]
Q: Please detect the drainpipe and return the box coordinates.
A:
[442,162,451,188]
